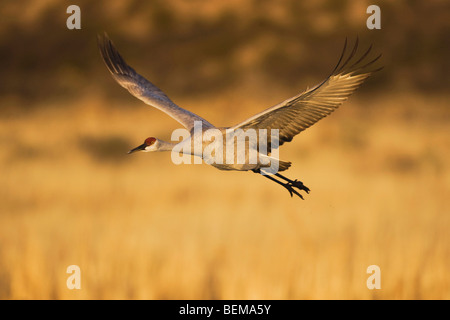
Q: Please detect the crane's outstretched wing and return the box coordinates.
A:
[230,38,382,152]
[98,33,213,131]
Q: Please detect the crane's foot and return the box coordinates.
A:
[256,170,310,200]
[290,179,310,194]
[282,182,305,199]
[275,173,310,197]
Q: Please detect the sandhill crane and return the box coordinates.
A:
[98,34,381,199]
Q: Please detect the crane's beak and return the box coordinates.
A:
[128,143,146,154]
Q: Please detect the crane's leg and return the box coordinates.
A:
[253,170,309,199]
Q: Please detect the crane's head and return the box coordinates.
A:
[128,137,157,154]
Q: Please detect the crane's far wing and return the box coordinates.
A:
[230,38,382,152]
[98,33,213,131]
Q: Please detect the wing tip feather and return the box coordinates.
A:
[97,33,134,78]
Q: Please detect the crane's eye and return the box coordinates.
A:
[145,137,156,146]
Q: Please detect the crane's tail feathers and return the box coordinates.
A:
[278,160,292,172]
[257,159,291,173]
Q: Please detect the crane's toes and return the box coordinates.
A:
[292,180,310,194]
[285,184,304,200]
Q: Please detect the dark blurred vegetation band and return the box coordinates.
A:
[0,0,448,107]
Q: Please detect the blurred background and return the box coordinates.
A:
[0,0,449,299]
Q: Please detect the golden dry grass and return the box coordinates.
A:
[0,91,449,299]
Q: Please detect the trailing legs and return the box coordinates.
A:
[254,170,310,199]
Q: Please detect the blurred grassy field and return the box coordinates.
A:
[1,90,449,299]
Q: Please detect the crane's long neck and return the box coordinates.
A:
[156,139,178,152]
